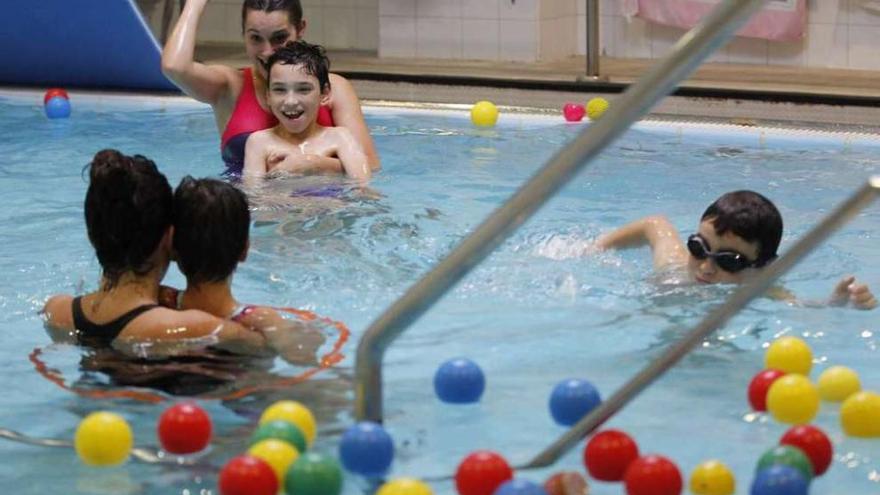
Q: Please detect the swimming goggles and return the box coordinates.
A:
[686,234,763,273]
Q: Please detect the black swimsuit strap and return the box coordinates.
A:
[72,296,159,347]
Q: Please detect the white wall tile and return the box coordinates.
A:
[197,2,227,41]
[416,17,463,58]
[767,40,806,66]
[846,0,880,26]
[808,0,846,24]
[379,15,417,56]
[618,15,650,58]
[356,8,379,50]
[462,19,500,60]
[500,19,537,60]
[725,37,769,65]
[324,7,358,48]
[380,0,416,17]
[848,25,880,69]
[597,0,622,17]
[462,0,498,19]
[323,0,357,7]
[417,0,460,18]
[225,3,244,41]
[303,7,325,44]
[358,0,379,8]
[806,23,849,67]
[500,0,538,20]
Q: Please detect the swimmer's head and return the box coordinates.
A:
[266,40,330,92]
[242,0,304,74]
[172,177,250,284]
[265,41,331,134]
[85,149,173,288]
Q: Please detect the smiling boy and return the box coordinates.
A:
[595,190,877,309]
[243,41,370,181]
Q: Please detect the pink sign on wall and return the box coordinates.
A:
[621,0,807,42]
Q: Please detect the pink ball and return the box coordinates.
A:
[563,103,585,122]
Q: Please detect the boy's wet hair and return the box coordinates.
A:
[701,190,782,265]
[266,40,331,92]
[242,0,303,32]
[173,177,250,284]
[85,149,173,288]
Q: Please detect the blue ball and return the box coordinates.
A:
[494,479,548,495]
[751,465,809,495]
[338,421,393,478]
[548,378,601,426]
[44,96,71,119]
[433,357,485,404]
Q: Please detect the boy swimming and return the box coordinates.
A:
[243,40,370,181]
[595,190,876,309]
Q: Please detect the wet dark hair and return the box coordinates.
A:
[701,190,783,265]
[84,149,173,288]
[172,177,250,284]
[266,40,330,92]
[242,0,303,32]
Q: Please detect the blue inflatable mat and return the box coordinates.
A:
[1,0,176,91]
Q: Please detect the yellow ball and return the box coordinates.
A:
[766,374,820,424]
[248,438,300,484]
[765,336,813,375]
[817,365,861,402]
[470,101,498,127]
[260,400,317,446]
[74,411,133,466]
[840,391,880,438]
[586,97,609,120]
[377,478,434,495]
[689,460,735,495]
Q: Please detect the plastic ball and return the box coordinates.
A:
[44,96,71,119]
[74,411,133,466]
[764,336,812,375]
[434,357,486,404]
[219,455,279,495]
[562,103,585,122]
[750,465,808,495]
[377,478,433,495]
[817,365,861,402]
[583,429,640,482]
[623,455,683,495]
[586,97,608,121]
[471,101,499,127]
[747,369,786,411]
[780,425,832,476]
[251,419,308,453]
[543,471,588,495]
[766,375,819,424]
[689,460,735,495]
[495,479,547,495]
[549,379,601,426]
[248,438,300,486]
[259,400,317,446]
[43,88,69,105]
[455,451,513,495]
[157,402,212,455]
[756,445,813,481]
[840,390,880,438]
[339,421,393,477]
[285,452,343,495]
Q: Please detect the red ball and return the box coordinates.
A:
[623,455,682,495]
[583,429,640,482]
[748,369,786,411]
[780,424,833,476]
[219,455,278,495]
[455,451,513,495]
[43,88,69,105]
[544,471,589,495]
[157,402,212,454]
[562,103,586,122]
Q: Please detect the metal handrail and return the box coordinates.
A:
[584,0,600,79]
[354,0,768,423]
[523,176,880,468]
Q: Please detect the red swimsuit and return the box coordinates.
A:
[220,67,335,175]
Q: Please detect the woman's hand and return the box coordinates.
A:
[830,275,878,310]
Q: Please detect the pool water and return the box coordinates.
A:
[0,92,878,494]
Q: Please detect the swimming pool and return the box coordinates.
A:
[0,90,878,494]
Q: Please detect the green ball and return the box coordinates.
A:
[250,420,308,453]
[756,445,814,481]
[285,452,343,495]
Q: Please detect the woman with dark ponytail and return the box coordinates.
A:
[42,149,272,355]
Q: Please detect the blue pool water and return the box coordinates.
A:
[0,92,878,494]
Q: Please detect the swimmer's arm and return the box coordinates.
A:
[328,74,381,171]
[243,132,270,185]
[161,0,237,105]
[239,307,326,366]
[829,276,877,310]
[595,215,688,270]
[41,294,77,343]
[334,127,371,180]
